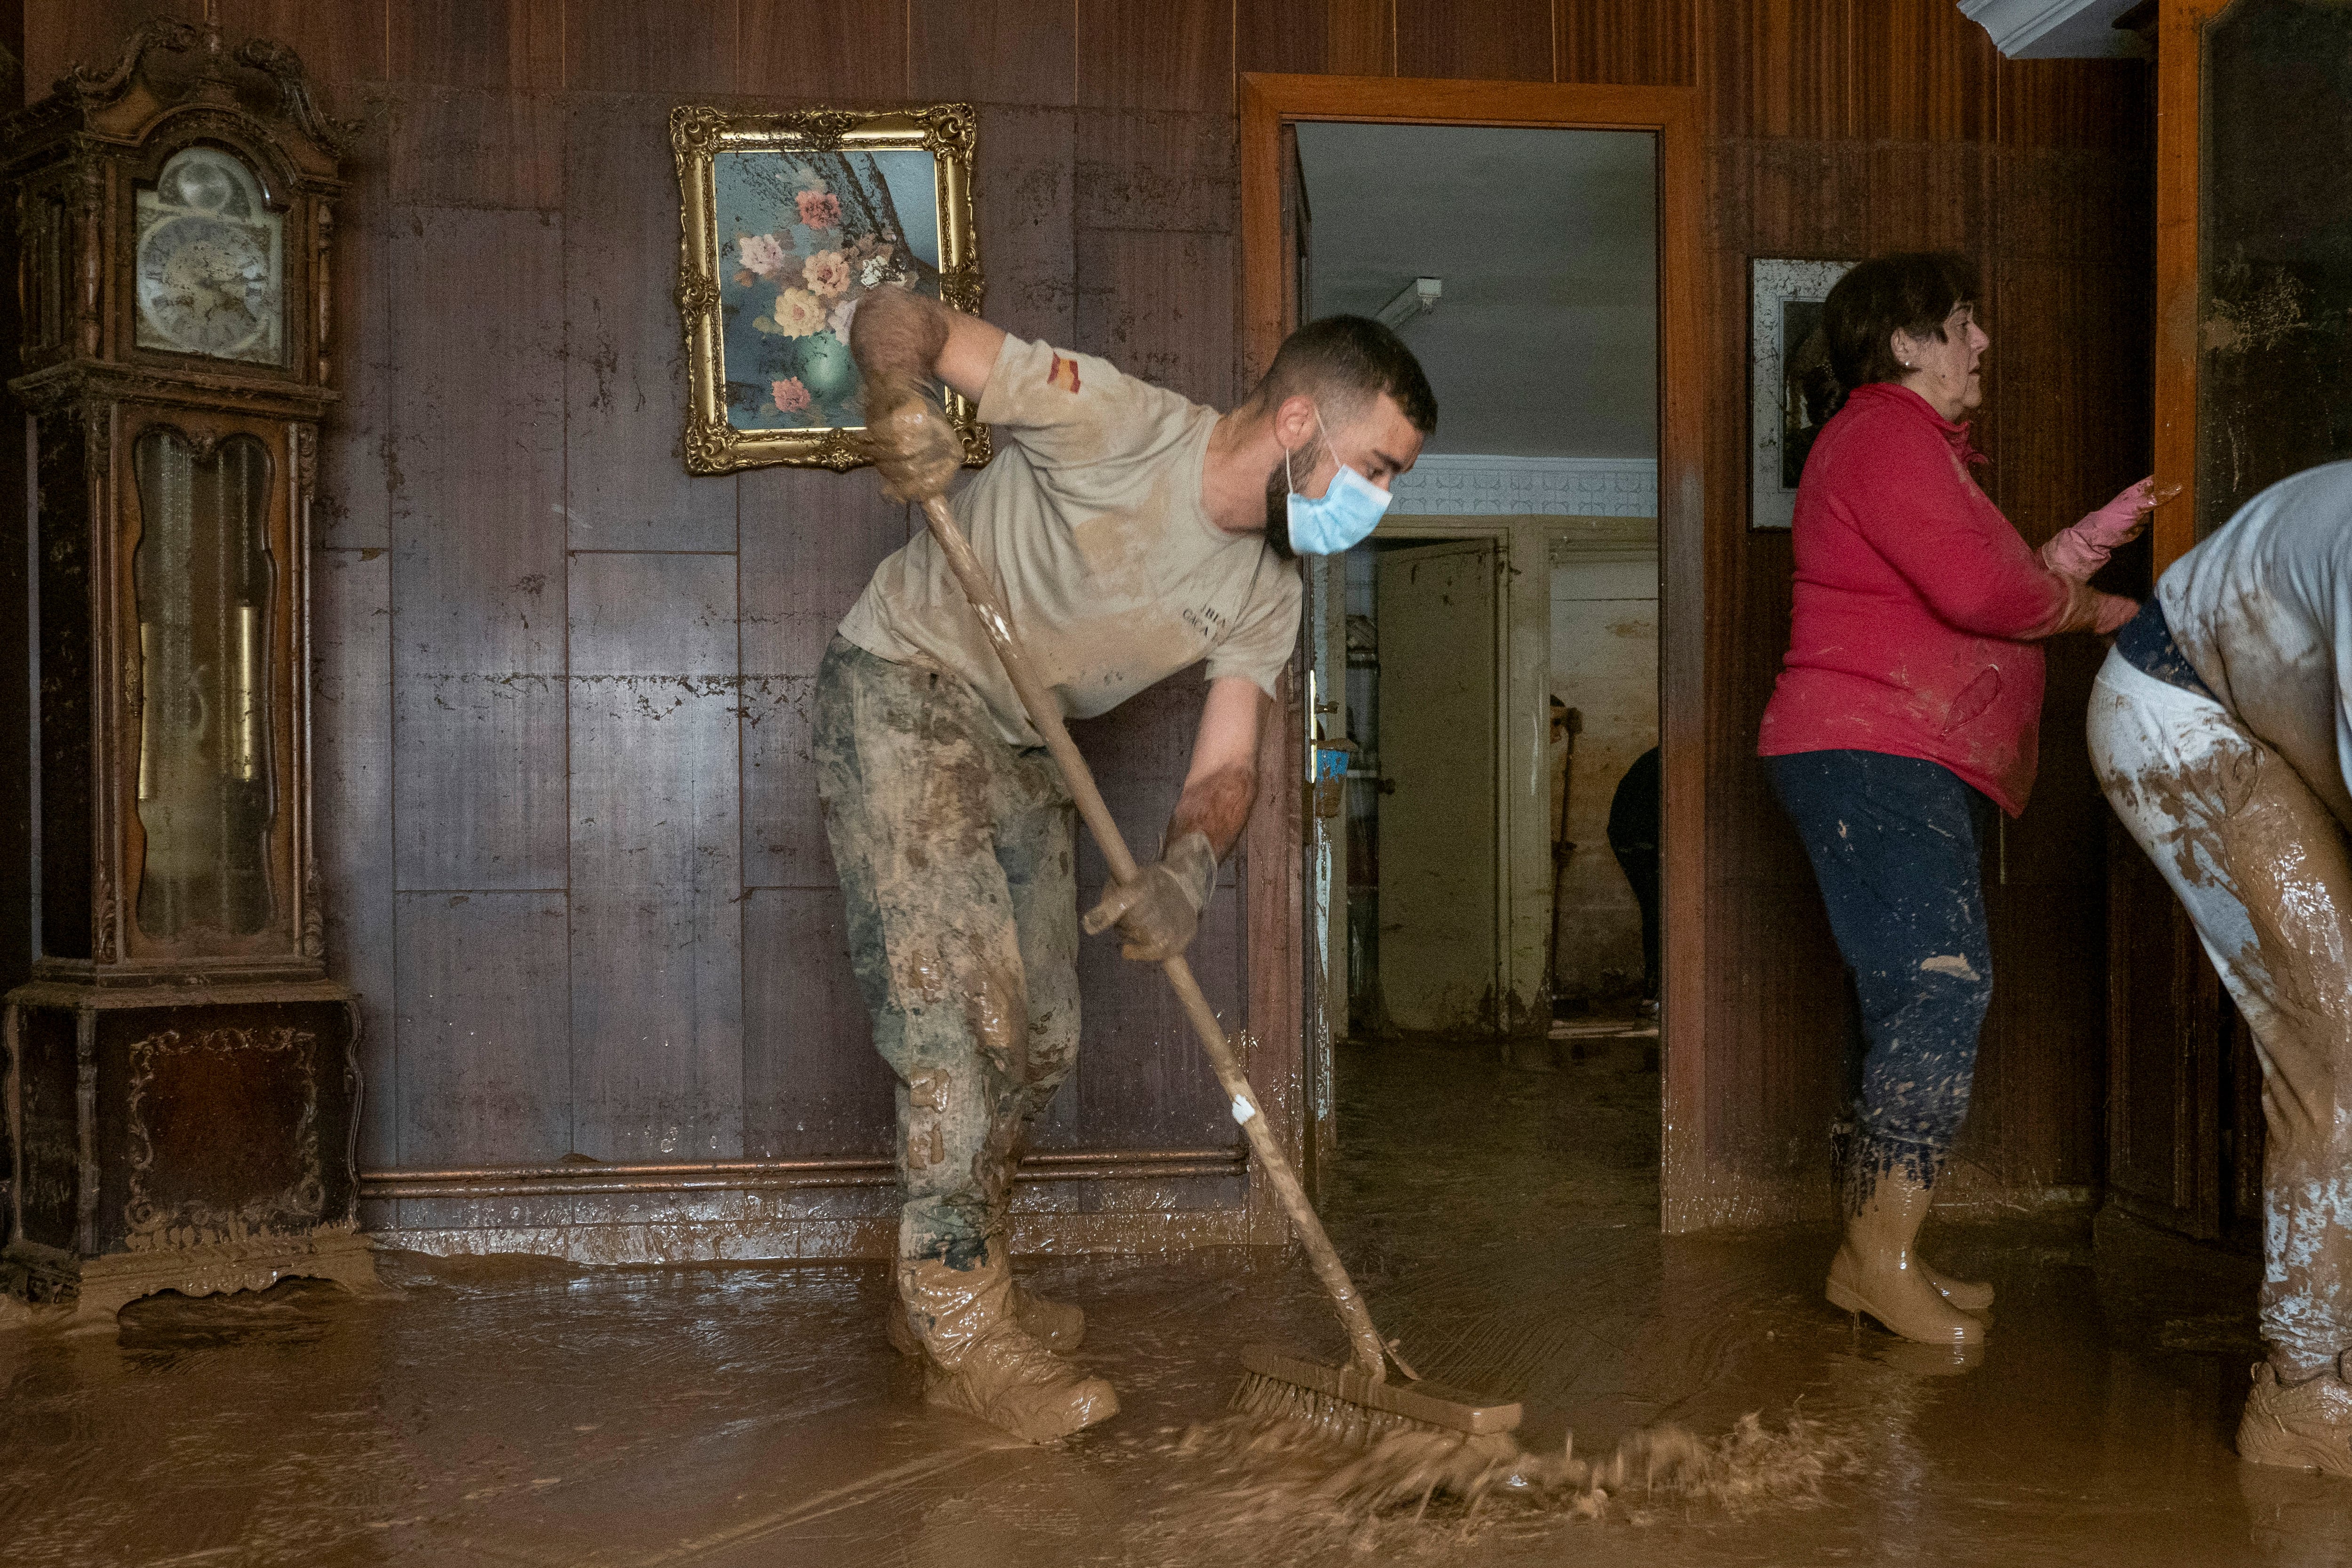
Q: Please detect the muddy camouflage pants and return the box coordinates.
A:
[814,637,1080,1271]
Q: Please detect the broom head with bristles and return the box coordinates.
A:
[1232,1343,1522,1451]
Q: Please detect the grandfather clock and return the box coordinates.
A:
[0,18,372,1324]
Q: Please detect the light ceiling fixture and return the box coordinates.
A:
[1374,277,1443,331]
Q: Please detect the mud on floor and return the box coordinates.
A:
[0,1037,2346,1566]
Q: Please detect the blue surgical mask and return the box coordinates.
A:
[1285,406,1392,556]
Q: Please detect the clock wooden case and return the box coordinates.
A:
[0,21,373,1324]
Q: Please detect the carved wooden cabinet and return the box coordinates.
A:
[1,21,371,1323]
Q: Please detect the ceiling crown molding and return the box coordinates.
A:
[1390,455,1657,518]
[1957,0,2151,59]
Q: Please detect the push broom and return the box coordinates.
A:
[914,486,1521,1450]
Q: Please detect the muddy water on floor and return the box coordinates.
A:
[2,1036,2348,1566]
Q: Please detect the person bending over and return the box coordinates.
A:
[819,289,1434,1442]
[1756,250,2161,1347]
[2090,462,2352,1479]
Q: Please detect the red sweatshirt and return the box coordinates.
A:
[1756,382,2076,817]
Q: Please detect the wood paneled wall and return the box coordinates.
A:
[1689,11,2153,1222]
[19,0,1258,1223]
[20,0,2152,1231]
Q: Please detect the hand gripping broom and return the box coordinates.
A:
[916,489,1520,1449]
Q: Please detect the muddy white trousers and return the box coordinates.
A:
[2089,649,2352,1373]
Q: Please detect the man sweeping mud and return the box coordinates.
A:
[817,290,1434,1443]
[2090,462,2352,1479]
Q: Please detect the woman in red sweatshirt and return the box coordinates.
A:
[1758,253,2155,1347]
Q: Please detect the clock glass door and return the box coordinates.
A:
[131,427,278,941]
[135,146,286,366]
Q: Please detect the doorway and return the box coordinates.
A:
[1240,74,1703,1221]
[1294,118,1661,1053]
[1296,117,1660,1063]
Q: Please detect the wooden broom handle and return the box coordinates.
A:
[919,494,1393,1380]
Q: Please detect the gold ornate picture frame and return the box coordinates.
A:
[670,102,988,474]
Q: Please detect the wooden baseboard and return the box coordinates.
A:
[373,1207,1263,1266]
[1664,1159,2099,1233]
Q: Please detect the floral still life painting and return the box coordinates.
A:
[721,153,927,429]
[672,104,986,474]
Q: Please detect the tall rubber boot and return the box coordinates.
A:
[1825,1172,1984,1345]
[1830,1122,1990,1312]
[897,1254,1118,1443]
[2238,1354,2352,1478]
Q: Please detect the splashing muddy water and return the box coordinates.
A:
[1155,1404,1866,1555]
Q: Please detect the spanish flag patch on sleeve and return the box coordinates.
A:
[1047,353,1082,394]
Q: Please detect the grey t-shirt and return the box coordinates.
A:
[838,334,1302,747]
[2160,459,2352,827]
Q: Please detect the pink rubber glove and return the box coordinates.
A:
[2040,477,2179,580]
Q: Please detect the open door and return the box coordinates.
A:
[1282,120,1348,1188]
[1375,540,1500,1034]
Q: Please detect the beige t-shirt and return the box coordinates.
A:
[838,335,1303,747]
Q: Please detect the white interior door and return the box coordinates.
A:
[1375,539,1500,1034]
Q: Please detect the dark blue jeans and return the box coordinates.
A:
[1766,750,1998,1208]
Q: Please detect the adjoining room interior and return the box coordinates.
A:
[1290,123,1661,1058]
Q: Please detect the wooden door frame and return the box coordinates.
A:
[1238,74,1706,1233]
[2152,0,2233,574]
[2117,0,2260,1251]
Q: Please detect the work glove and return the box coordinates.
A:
[2034,575,2138,638]
[1081,830,1218,963]
[2040,476,2179,581]
[2092,590,2138,636]
[858,371,963,503]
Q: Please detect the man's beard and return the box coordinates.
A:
[1263,460,1296,560]
[1264,433,1339,562]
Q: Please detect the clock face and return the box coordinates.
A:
[135,148,285,366]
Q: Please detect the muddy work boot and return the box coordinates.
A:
[1007,1284,1086,1350]
[898,1258,1117,1443]
[1825,1171,1984,1346]
[2238,1357,2352,1478]
[886,1279,1086,1355]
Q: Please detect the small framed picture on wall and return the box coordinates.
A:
[1748,258,1854,530]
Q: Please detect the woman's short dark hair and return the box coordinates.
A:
[1817,252,1981,415]
[1248,315,1438,435]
